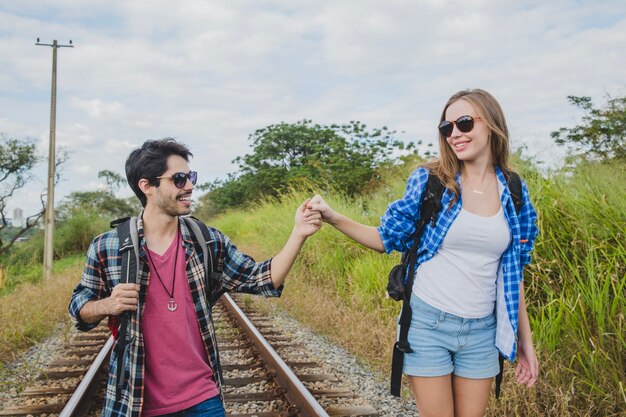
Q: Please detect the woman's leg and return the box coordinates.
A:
[409,375,454,417]
[449,310,498,417]
[451,376,493,417]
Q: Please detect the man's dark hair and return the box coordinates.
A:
[125,138,193,207]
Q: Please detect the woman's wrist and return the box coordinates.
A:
[517,330,534,347]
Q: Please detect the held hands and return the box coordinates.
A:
[306,194,336,224]
[294,198,323,238]
[516,339,539,387]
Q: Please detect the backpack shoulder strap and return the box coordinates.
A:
[182,216,218,304]
[114,216,139,285]
[391,172,445,396]
[422,173,446,227]
[505,171,523,214]
[111,216,138,399]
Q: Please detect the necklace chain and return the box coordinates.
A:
[145,225,180,312]
[463,174,496,195]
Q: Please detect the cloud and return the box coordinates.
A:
[70,97,124,118]
[1,0,625,215]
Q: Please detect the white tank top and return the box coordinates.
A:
[412,206,511,318]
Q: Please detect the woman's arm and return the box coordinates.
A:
[308,195,385,253]
[515,282,539,387]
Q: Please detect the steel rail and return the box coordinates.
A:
[59,335,114,417]
[221,293,330,417]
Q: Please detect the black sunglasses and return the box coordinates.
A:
[156,171,198,188]
[438,115,481,138]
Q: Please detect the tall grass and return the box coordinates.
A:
[0,255,83,367]
[520,161,626,415]
[207,160,625,416]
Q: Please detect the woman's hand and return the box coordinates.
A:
[307,194,337,224]
[515,339,539,387]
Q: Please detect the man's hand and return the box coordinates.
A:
[104,283,140,316]
[79,283,140,324]
[294,198,322,238]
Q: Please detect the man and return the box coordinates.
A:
[69,138,321,417]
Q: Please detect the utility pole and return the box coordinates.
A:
[36,38,73,280]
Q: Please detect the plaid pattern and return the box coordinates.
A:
[69,215,281,417]
[378,166,538,361]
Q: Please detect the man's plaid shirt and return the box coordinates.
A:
[69,215,282,417]
[377,166,539,362]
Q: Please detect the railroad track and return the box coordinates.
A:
[0,293,378,417]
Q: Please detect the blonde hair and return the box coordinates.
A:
[423,88,511,206]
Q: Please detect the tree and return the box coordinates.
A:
[98,169,126,190]
[57,170,140,220]
[551,95,626,161]
[198,120,420,215]
[0,134,43,256]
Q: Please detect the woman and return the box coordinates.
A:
[307,89,539,417]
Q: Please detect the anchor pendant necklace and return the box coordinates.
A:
[145,226,180,312]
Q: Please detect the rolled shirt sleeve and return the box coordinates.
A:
[377,167,429,254]
[68,233,114,331]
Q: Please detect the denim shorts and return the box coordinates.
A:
[400,294,500,379]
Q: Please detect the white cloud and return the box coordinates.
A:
[70,97,124,118]
[1,0,624,216]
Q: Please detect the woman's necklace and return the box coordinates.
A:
[464,174,496,195]
[145,227,180,312]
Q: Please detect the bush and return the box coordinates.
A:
[54,211,108,257]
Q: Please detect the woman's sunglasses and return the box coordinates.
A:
[438,115,481,138]
[156,171,198,188]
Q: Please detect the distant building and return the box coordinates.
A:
[13,208,24,228]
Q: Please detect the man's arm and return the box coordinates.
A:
[69,233,140,330]
[268,199,322,288]
[215,199,321,295]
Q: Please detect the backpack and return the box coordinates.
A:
[109,215,217,399]
[389,171,523,398]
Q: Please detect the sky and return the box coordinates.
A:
[1,0,625,219]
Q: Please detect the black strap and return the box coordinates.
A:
[114,217,139,398]
[390,174,444,396]
[182,216,219,305]
[495,353,505,399]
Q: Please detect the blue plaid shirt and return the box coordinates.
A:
[69,215,282,417]
[377,166,538,361]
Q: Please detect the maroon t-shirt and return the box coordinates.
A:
[141,233,219,416]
